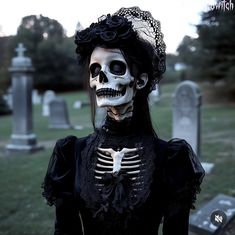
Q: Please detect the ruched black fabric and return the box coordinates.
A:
[42,135,86,235]
[42,127,205,235]
[42,135,78,206]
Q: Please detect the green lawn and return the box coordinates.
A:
[0,83,234,235]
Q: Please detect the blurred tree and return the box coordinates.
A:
[35,36,83,90]
[1,15,84,92]
[176,0,235,97]
[196,0,235,85]
[0,36,13,94]
[166,53,178,71]
[176,35,201,81]
[14,15,64,53]
[164,53,182,83]
[177,36,199,66]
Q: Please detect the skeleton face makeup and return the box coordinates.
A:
[89,47,135,107]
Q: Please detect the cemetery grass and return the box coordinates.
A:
[0,84,235,235]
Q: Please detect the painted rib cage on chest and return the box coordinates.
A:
[94,147,145,195]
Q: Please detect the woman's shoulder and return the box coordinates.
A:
[153,137,204,177]
[42,134,92,205]
[55,134,88,149]
[53,134,93,157]
[166,138,205,176]
[161,138,205,208]
[53,135,77,156]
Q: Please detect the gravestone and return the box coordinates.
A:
[48,97,72,129]
[0,95,11,115]
[73,100,90,109]
[189,194,235,235]
[172,80,214,173]
[6,43,43,153]
[95,107,106,128]
[172,80,201,156]
[42,90,56,116]
[149,84,160,105]
[3,87,13,110]
[32,89,41,105]
[73,100,82,109]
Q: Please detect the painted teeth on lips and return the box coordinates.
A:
[96,88,126,97]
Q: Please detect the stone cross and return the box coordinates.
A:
[15,43,26,57]
[6,43,43,154]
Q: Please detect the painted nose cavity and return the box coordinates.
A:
[99,71,108,83]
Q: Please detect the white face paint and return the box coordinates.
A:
[89,47,135,107]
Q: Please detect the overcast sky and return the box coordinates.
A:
[0,0,216,53]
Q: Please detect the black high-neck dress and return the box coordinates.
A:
[42,117,205,235]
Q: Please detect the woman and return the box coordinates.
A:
[42,7,205,235]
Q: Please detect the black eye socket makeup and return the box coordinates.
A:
[109,60,126,76]
[90,63,101,78]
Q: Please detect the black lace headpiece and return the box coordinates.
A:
[74,6,166,90]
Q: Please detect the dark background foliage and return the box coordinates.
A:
[0,15,85,94]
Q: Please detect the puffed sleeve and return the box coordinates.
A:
[162,138,205,235]
[42,135,83,235]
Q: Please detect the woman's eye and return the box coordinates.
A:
[109,61,126,75]
[90,63,101,78]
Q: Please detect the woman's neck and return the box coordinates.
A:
[106,100,134,122]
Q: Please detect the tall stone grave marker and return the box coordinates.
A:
[6,43,43,153]
[48,97,72,129]
[172,80,201,157]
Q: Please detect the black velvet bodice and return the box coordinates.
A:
[78,117,159,234]
[42,117,205,235]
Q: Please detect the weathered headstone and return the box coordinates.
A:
[48,97,72,129]
[73,100,90,109]
[3,87,13,110]
[42,90,56,116]
[0,95,11,115]
[172,80,214,173]
[149,84,160,105]
[32,89,41,105]
[73,100,82,109]
[172,80,201,156]
[6,43,43,153]
[95,107,106,128]
[189,194,235,235]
